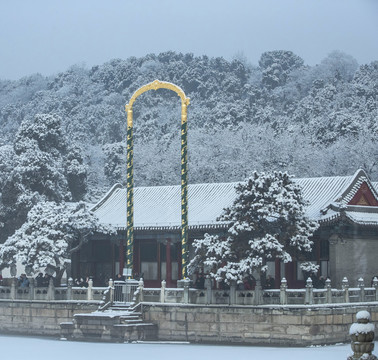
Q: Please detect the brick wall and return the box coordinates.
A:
[1,300,377,345]
[142,303,378,346]
[0,300,99,337]
[330,235,378,287]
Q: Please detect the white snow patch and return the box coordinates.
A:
[357,311,372,321]
[349,323,375,335]
[0,335,355,360]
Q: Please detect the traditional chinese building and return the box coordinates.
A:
[73,169,378,288]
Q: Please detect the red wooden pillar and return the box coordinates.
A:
[119,240,124,275]
[285,262,295,288]
[166,239,172,287]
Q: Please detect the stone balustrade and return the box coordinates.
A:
[2,276,378,306]
[0,277,108,302]
[133,277,378,306]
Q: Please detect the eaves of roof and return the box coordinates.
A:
[91,169,378,231]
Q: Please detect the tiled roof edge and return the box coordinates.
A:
[112,224,229,231]
[90,183,123,212]
[344,212,378,227]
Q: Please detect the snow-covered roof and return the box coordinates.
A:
[91,169,378,231]
[91,182,236,230]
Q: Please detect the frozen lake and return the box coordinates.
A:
[0,335,357,359]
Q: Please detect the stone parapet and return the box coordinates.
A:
[1,299,378,346]
[0,300,99,337]
[141,302,378,346]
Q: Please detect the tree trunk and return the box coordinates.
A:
[55,267,66,286]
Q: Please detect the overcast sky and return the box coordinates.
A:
[1,0,377,80]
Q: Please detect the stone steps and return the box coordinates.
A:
[113,323,158,342]
[110,306,135,311]
[60,308,157,342]
[121,319,144,325]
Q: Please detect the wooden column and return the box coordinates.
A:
[119,240,125,275]
[166,239,172,287]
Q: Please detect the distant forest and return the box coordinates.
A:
[0,50,377,207]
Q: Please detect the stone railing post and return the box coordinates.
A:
[280,278,288,305]
[358,277,365,302]
[253,278,263,305]
[229,280,237,305]
[305,277,313,305]
[138,278,144,302]
[10,277,17,300]
[47,278,55,301]
[205,275,212,305]
[183,279,190,304]
[373,277,378,301]
[108,279,114,303]
[29,278,35,300]
[325,278,332,303]
[160,280,166,303]
[342,277,349,303]
[67,278,73,300]
[87,278,93,301]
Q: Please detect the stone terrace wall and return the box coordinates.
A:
[141,302,378,346]
[0,300,99,337]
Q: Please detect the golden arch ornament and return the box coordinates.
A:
[125,80,190,279]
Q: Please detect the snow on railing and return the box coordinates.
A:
[0,277,106,302]
[133,276,378,306]
[2,276,378,306]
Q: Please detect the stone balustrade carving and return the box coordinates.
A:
[2,276,378,306]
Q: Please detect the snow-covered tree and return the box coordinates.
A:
[65,146,88,201]
[188,171,319,284]
[103,142,126,185]
[259,50,304,89]
[0,113,88,242]
[0,50,377,193]
[0,201,115,283]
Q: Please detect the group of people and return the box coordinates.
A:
[193,273,258,290]
[18,273,30,288]
[193,273,333,290]
[35,273,54,287]
[74,277,90,288]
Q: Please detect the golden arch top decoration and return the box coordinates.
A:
[126,80,190,113]
[125,80,190,279]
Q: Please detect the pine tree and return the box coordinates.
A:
[0,114,88,242]
[188,171,319,285]
[0,201,115,283]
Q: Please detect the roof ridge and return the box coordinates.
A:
[335,169,378,204]
[90,183,123,212]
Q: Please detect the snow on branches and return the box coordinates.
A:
[299,261,320,275]
[0,201,115,281]
[188,171,319,284]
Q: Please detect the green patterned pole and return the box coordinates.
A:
[181,102,188,279]
[126,107,134,275]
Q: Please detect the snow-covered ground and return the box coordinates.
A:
[0,335,359,360]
